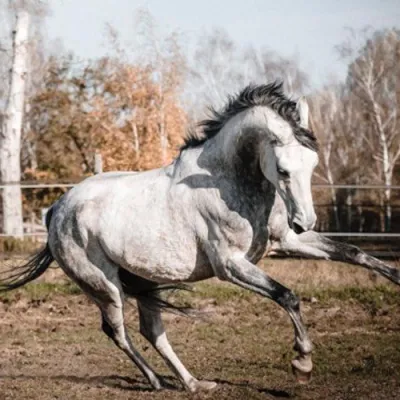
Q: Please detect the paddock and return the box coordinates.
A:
[1,257,399,400]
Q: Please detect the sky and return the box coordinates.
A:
[44,0,400,88]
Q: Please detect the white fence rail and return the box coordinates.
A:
[0,182,400,238]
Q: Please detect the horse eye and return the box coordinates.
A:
[277,167,290,178]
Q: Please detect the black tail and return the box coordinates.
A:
[0,244,54,292]
[118,267,195,317]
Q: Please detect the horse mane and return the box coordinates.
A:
[181,81,318,152]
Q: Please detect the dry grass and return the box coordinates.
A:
[260,257,398,289]
[1,256,400,399]
[2,252,398,288]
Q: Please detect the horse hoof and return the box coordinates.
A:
[292,364,312,384]
[188,379,217,392]
[152,381,164,391]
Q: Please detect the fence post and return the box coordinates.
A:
[94,152,103,174]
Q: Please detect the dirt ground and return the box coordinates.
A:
[1,259,400,400]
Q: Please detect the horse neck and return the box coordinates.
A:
[211,114,267,185]
[177,107,286,186]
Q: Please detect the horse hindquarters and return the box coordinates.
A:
[49,234,162,390]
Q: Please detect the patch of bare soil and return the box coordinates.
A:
[1,278,400,400]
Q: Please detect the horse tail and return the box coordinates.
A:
[0,244,54,292]
[118,267,195,317]
[0,205,55,292]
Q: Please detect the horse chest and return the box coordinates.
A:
[216,206,270,261]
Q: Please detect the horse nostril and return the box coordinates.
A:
[293,222,305,234]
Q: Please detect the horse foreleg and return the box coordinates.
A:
[216,255,313,383]
[270,230,400,285]
[137,301,217,392]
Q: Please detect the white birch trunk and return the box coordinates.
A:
[159,104,167,166]
[323,144,340,231]
[367,87,392,231]
[132,122,140,162]
[0,9,30,238]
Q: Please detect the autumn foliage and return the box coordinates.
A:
[27,54,186,180]
[1,4,400,236]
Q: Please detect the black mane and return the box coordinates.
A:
[181,82,318,152]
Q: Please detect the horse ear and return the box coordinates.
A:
[296,96,309,129]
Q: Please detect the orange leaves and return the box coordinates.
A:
[29,55,187,178]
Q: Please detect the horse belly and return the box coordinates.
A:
[99,228,213,283]
[126,246,212,283]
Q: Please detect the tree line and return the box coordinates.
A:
[0,2,399,236]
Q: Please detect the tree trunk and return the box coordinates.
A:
[367,87,392,232]
[159,116,168,166]
[384,184,392,232]
[322,141,340,231]
[22,102,38,171]
[132,122,140,162]
[158,93,168,166]
[0,9,30,238]
[376,109,392,232]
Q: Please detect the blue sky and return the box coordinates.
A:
[46,0,400,87]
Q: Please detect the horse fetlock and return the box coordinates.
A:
[294,337,313,355]
[149,375,163,390]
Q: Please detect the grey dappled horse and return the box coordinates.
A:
[1,83,399,392]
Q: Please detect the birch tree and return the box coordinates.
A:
[185,29,309,118]
[341,29,400,231]
[310,85,369,231]
[21,5,48,174]
[310,87,341,230]
[0,6,30,237]
[128,9,186,166]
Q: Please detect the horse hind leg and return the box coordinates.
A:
[137,300,217,392]
[95,282,162,390]
[56,249,162,390]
